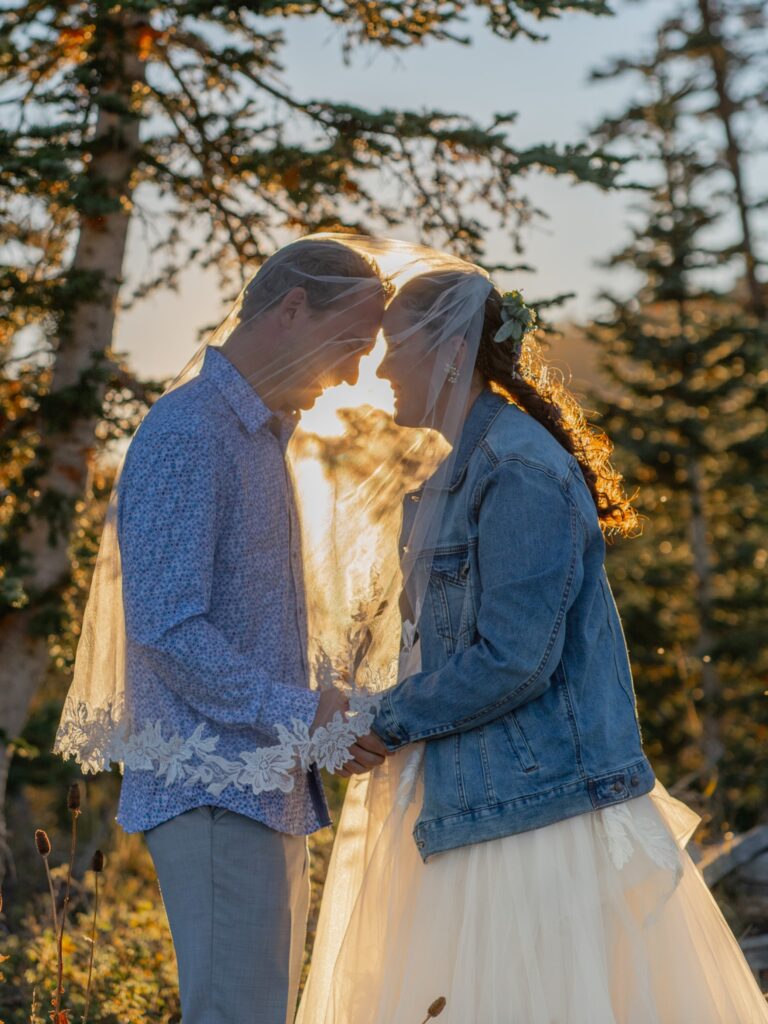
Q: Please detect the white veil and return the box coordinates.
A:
[294,242,497,1022]
[53,234,492,800]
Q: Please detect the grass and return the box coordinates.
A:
[0,773,351,1024]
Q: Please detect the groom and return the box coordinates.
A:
[115,239,390,1024]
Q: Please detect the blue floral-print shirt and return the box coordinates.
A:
[116,346,330,835]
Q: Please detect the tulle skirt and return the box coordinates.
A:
[297,745,768,1024]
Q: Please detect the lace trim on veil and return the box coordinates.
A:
[53,689,382,798]
[599,798,681,875]
[597,792,686,923]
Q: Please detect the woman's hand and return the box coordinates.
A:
[336,731,389,778]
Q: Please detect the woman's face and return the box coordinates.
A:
[377,304,445,427]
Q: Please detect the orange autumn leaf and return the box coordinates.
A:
[56,26,95,63]
[59,463,85,484]
[83,214,107,232]
[281,166,301,191]
[58,26,94,47]
[136,26,162,61]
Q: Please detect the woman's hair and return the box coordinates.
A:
[392,274,638,536]
[476,288,637,536]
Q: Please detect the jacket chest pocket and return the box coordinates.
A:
[427,549,473,655]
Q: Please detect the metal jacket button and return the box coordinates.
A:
[613,781,623,793]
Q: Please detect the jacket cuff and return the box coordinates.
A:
[372,691,409,751]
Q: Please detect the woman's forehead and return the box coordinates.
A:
[383,301,416,334]
[382,312,416,348]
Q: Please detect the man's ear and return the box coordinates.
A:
[277,287,308,328]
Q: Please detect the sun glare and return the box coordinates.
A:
[297,248,450,438]
[300,333,394,437]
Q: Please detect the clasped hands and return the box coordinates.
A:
[310,686,389,778]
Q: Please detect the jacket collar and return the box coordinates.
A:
[447,389,507,491]
[202,347,276,436]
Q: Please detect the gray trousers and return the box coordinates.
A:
[145,806,310,1024]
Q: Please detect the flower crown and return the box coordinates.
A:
[493,290,536,356]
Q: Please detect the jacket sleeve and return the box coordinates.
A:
[119,428,319,733]
[372,459,585,750]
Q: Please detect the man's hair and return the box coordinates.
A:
[242,238,391,316]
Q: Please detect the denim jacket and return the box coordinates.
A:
[372,389,655,861]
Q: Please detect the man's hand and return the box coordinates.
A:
[310,687,349,734]
[336,730,389,778]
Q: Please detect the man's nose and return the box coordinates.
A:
[335,351,359,385]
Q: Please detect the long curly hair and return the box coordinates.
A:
[392,273,637,536]
[476,287,638,536]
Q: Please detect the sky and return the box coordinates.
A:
[115,0,676,386]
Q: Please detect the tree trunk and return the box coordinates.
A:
[688,455,726,827]
[696,0,766,318]
[0,14,146,887]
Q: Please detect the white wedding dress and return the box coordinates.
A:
[297,742,768,1024]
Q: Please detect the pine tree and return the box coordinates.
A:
[0,0,623,877]
[684,0,767,317]
[588,31,768,834]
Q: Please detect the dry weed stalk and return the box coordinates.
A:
[55,783,81,1020]
[81,849,104,1024]
[420,996,447,1022]
[34,830,58,937]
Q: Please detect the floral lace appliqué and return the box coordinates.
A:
[54,689,382,798]
[598,795,687,926]
[599,796,683,884]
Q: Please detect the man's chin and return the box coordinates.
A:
[296,391,321,412]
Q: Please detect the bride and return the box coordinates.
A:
[296,249,768,1023]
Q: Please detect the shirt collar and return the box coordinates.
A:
[201,347,277,437]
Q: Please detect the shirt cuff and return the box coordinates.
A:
[372,691,409,751]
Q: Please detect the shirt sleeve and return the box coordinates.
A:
[372,460,585,750]
[118,428,320,733]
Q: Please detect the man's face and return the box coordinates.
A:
[285,291,386,411]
